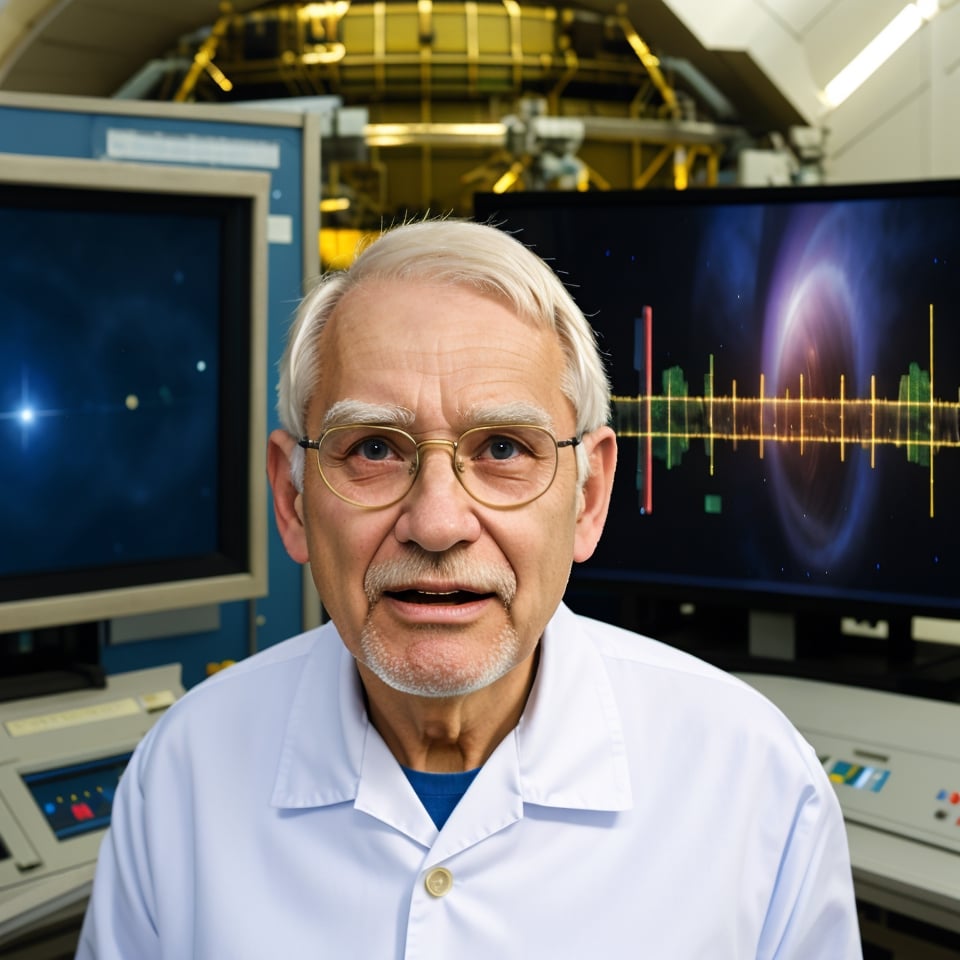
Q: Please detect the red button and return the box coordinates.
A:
[951,792,960,805]
[71,802,95,822]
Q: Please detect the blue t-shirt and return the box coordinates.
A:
[401,766,481,829]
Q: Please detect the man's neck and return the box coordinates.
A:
[356,647,539,772]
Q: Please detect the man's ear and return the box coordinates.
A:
[573,425,617,563]
[267,430,310,564]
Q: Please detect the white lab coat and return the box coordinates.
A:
[77,603,862,958]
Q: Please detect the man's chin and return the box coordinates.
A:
[358,616,524,699]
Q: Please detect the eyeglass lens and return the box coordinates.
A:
[315,424,561,507]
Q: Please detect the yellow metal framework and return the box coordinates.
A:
[176,1,683,112]
[172,1,731,209]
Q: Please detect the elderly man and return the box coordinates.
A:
[77,219,862,958]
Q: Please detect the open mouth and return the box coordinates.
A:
[386,589,494,605]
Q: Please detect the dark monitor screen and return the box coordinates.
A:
[0,154,269,633]
[475,184,960,643]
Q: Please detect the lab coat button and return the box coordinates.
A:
[424,866,453,898]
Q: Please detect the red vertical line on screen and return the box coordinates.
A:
[644,304,653,515]
[929,304,935,518]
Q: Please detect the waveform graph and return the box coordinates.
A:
[620,304,958,540]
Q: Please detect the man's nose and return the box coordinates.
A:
[393,444,482,552]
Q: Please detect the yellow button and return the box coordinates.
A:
[424,866,453,898]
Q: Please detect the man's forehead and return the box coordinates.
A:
[311,279,570,431]
[326,276,539,331]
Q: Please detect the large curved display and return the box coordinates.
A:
[476,183,960,682]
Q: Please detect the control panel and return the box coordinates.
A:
[738,673,960,934]
[0,664,183,946]
[738,673,960,855]
[815,732,960,853]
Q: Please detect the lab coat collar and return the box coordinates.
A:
[517,603,633,813]
[270,604,633,827]
[270,627,367,810]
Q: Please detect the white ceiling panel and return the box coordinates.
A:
[803,0,909,87]
[758,0,839,38]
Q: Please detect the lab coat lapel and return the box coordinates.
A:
[354,721,439,846]
[270,625,367,809]
[269,625,450,845]
[516,603,634,812]
[430,603,634,862]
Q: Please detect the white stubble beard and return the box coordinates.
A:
[357,553,523,698]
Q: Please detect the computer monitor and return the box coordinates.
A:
[475,184,960,686]
[1,153,269,634]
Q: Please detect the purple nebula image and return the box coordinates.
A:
[762,208,877,571]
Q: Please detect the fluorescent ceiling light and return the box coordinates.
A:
[821,1,940,108]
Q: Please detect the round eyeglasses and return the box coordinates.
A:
[298,423,581,509]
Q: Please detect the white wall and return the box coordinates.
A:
[666,0,960,182]
[822,3,960,182]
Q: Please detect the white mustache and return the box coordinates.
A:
[364,552,517,608]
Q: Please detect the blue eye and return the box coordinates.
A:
[487,437,519,460]
[356,437,393,461]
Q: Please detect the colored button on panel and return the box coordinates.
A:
[424,867,453,898]
[71,803,95,822]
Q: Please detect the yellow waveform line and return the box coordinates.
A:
[840,374,846,462]
[708,354,715,476]
[782,388,789,444]
[611,395,960,470]
[799,373,804,455]
[613,421,960,445]
[930,304,935,518]
[732,379,738,451]
[666,367,674,470]
[759,372,765,459]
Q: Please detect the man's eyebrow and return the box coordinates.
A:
[461,402,554,430]
[320,400,415,431]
